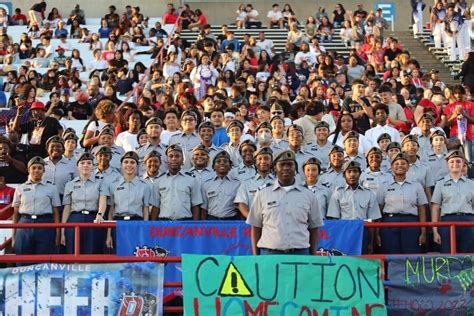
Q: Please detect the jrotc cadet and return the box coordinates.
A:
[201,151,241,220]
[386,141,402,161]
[302,157,330,219]
[188,144,215,183]
[377,153,428,254]
[93,146,121,184]
[319,145,346,197]
[342,131,367,169]
[136,117,168,175]
[306,121,332,172]
[269,115,289,153]
[43,135,77,200]
[360,147,392,193]
[255,121,273,149]
[154,144,203,220]
[61,152,107,254]
[287,124,313,181]
[222,120,245,166]
[246,150,324,255]
[376,133,392,172]
[425,130,448,183]
[91,127,124,171]
[63,132,80,163]
[12,156,61,256]
[229,140,257,182]
[142,150,161,184]
[183,121,220,170]
[101,151,151,249]
[431,150,474,253]
[327,161,381,253]
[402,134,434,202]
[414,113,435,160]
[168,110,201,153]
[235,147,275,218]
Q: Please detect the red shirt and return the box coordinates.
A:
[198,14,208,26]
[444,101,474,140]
[163,12,178,24]
[0,186,15,220]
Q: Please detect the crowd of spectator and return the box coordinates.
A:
[0,1,472,257]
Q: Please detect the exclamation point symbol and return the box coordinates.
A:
[231,272,238,293]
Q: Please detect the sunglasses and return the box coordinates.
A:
[271,111,283,115]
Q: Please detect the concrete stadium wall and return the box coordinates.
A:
[9,0,429,32]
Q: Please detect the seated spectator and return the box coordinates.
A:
[245,4,262,28]
[69,19,82,39]
[235,4,247,29]
[332,3,346,27]
[282,4,297,26]
[105,5,119,28]
[188,9,208,30]
[267,4,284,29]
[383,39,403,69]
[46,7,62,28]
[11,8,27,26]
[54,20,68,38]
[67,4,85,25]
[98,18,113,39]
[317,16,334,43]
[287,22,305,49]
[163,3,178,25]
[304,16,317,41]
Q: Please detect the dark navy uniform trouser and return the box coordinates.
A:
[439,214,474,253]
[379,214,421,254]
[15,215,56,255]
[66,212,105,254]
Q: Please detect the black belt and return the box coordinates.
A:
[159,217,193,221]
[20,214,52,219]
[260,248,308,254]
[442,213,474,217]
[113,215,143,221]
[383,213,417,217]
[73,210,97,215]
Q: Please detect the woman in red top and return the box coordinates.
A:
[188,9,207,30]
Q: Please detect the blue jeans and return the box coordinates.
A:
[439,214,474,253]
[260,248,310,255]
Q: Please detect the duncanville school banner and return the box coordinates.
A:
[387,255,474,315]
[182,254,387,316]
[0,262,164,316]
[116,220,363,285]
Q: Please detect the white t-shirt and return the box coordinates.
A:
[294,51,317,66]
[248,9,259,22]
[163,63,181,79]
[115,131,139,152]
[256,39,274,57]
[267,10,283,22]
[161,130,181,146]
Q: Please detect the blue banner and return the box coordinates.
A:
[0,262,164,316]
[116,220,363,285]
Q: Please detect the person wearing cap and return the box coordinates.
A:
[142,150,161,185]
[12,156,61,257]
[365,103,402,147]
[269,115,289,153]
[61,152,106,254]
[154,144,203,220]
[360,147,392,193]
[431,150,474,253]
[402,134,434,203]
[228,140,257,182]
[424,130,449,182]
[294,101,336,145]
[11,100,63,157]
[63,132,80,163]
[137,117,168,174]
[43,136,78,199]
[255,121,273,149]
[376,133,392,173]
[101,151,151,227]
[201,151,240,220]
[222,120,245,166]
[302,157,329,218]
[93,145,121,184]
[286,124,313,181]
[235,147,275,218]
[306,121,332,171]
[327,112,372,155]
[90,127,124,171]
[386,141,402,161]
[411,113,436,160]
[319,145,346,197]
[115,110,142,152]
[376,153,428,254]
[342,131,367,170]
[188,144,215,183]
[169,110,201,154]
[327,161,381,253]
[183,121,220,171]
[247,150,323,255]
[210,108,230,147]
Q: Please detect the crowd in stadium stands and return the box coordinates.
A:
[0,0,472,258]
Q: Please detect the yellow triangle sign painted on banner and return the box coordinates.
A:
[218,262,254,297]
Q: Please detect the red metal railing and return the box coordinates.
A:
[0,221,473,314]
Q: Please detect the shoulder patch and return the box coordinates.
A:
[46,181,53,184]
[184,171,196,178]
[257,183,272,191]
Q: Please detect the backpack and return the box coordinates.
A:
[79,118,99,151]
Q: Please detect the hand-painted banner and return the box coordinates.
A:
[182,254,387,316]
[387,255,474,314]
[116,220,363,289]
[0,262,164,315]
